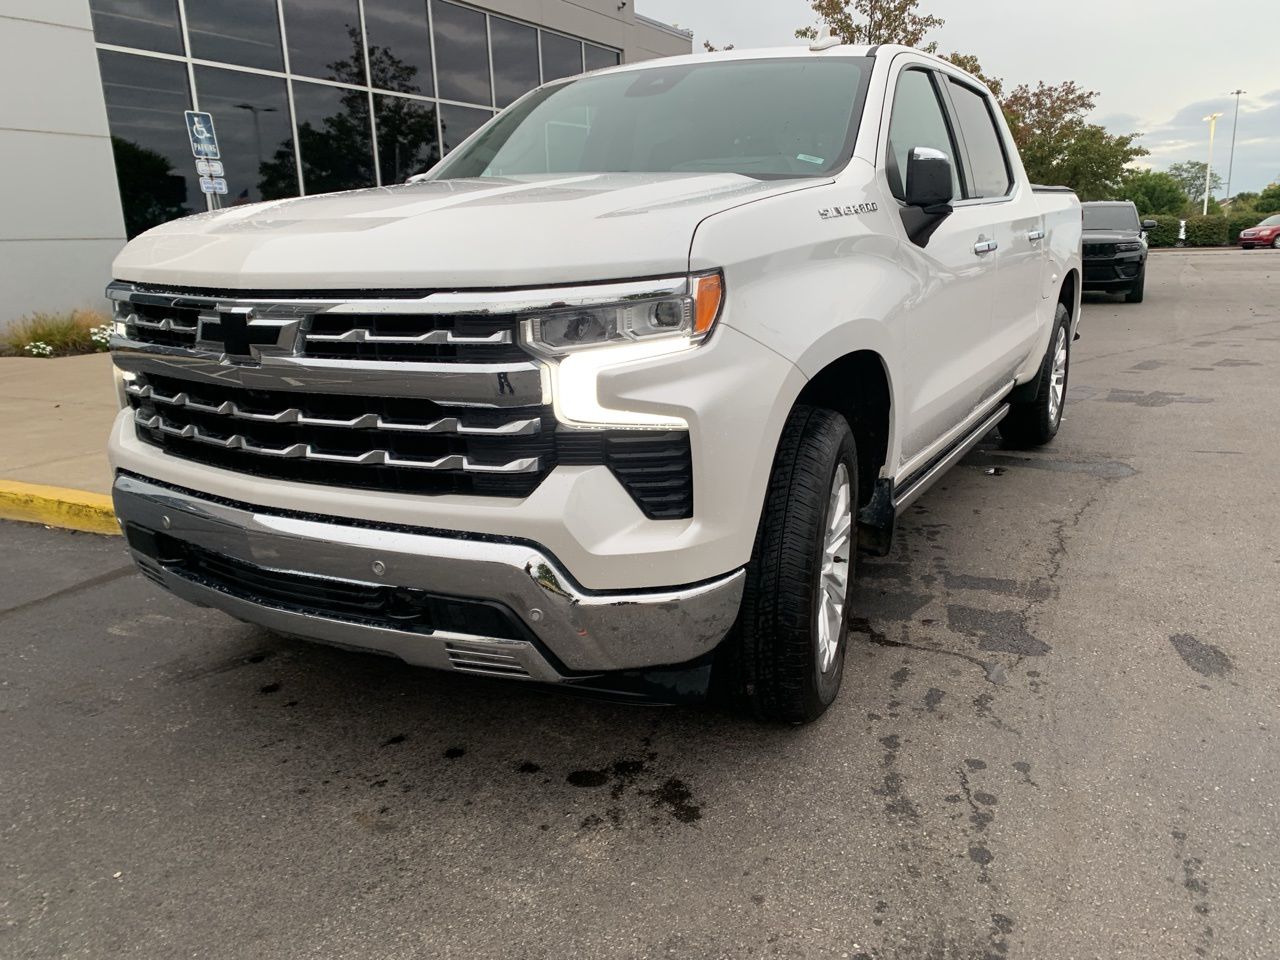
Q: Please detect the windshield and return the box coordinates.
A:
[1258,215,1280,227]
[431,58,870,181]
[1083,205,1140,231]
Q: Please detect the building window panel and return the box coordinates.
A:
[88,0,183,55]
[440,103,492,155]
[98,50,195,237]
[490,16,539,108]
[184,0,283,72]
[364,0,434,96]
[280,0,365,82]
[432,1,492,107]
[292,80,376,194]
[584,43,620,72]
[375,95,439,183]
[540,31,583,82]
[193,65,296,202]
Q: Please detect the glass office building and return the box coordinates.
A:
[86,0,691,237]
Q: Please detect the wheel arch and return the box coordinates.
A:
[794,349,893,518]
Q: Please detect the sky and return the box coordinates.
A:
[640,0,1280,195]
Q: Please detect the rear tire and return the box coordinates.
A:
[999,302,1070,448]
[1124,269,1145,303]
[734,405,857,724]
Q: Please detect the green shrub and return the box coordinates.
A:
[1183,215,1228,247]
[0,309,111,358]
[1229,212,1262,243]
[1145,214,1181,248]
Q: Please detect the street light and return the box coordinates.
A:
[1202,112,1223,215]
[233,102,277,181]
[1225,89,1246,202]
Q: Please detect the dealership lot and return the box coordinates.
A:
[3,249,1278,959]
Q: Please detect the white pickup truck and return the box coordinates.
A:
[107,43,1081,723]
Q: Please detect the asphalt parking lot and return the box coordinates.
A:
[4,248,1279,960]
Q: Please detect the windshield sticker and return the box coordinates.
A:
[797,154,825,165]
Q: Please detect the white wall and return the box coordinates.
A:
[0,0,126,327]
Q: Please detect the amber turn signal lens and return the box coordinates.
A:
[692,272,724,337]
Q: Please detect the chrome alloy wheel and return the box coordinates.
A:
[1047,325,1068,425]
[817,463,852,673]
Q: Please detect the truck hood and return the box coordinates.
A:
[112,173,824,290]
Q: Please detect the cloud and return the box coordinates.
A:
[1096,112,1143,135]
[1125,93,1280,192]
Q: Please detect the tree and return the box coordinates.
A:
[260,27,439,195]
[1002,81,1147,199]
[1167,161,1223,206]
[796,0,944,50]
[109,136,191,238]
[1256,182,1280,214]
[702,40,735,52]
[1117,169,1188,215]
[940,51,1003,98]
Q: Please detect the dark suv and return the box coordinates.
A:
[1082,201,1157,303]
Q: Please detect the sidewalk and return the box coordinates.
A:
[0,353,119,532]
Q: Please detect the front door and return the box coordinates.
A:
[880,63,999,468]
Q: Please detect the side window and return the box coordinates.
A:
[885,68,962,202]
[946,80,1012,198]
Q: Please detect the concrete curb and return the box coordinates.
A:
[0,481,120,536]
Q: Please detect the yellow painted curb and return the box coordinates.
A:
[0,480,120,536]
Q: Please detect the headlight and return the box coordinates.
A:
[522,272,723,357]
[1116,241,1143,252]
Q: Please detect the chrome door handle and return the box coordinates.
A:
[974,238,998,255]
[1027,228,1045,241]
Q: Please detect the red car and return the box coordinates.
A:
[1239,214,1280,249]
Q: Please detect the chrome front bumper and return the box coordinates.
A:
[112,473,744,680]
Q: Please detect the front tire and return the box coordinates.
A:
[1124,269,1146,303]
[735,405,857,724]
[1273,236,1280,250]
[999,302,1070,448]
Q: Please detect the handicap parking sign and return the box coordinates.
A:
[184,110,220,160]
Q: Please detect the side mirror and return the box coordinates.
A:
[905,147,954,212]
[1141,219,1158,231]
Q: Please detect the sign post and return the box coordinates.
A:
[184,110,225,209]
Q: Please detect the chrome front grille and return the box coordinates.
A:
[128,373,554,495]
[109,282,529,363]
[110,281,695,518]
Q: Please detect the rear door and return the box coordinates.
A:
[940,76,1045,379]
[880,63,999,467]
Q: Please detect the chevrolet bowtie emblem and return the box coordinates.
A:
[197,306,300,362]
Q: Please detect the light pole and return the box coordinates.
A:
[1202,112,1223,215]
[1225,89,1246,202]
[234,102,277,192]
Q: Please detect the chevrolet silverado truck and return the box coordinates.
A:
[1081,200,1156,303]
[107,44,1082,723]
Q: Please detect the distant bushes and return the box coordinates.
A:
[1228,213,1262,243]
[1183,215,1228,247]
[1144,215,1181,248]
[0,310,111,358]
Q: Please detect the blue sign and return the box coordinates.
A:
[184,110,220,160]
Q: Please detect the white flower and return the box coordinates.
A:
[24,341,54,357]
[90,323,113,346]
